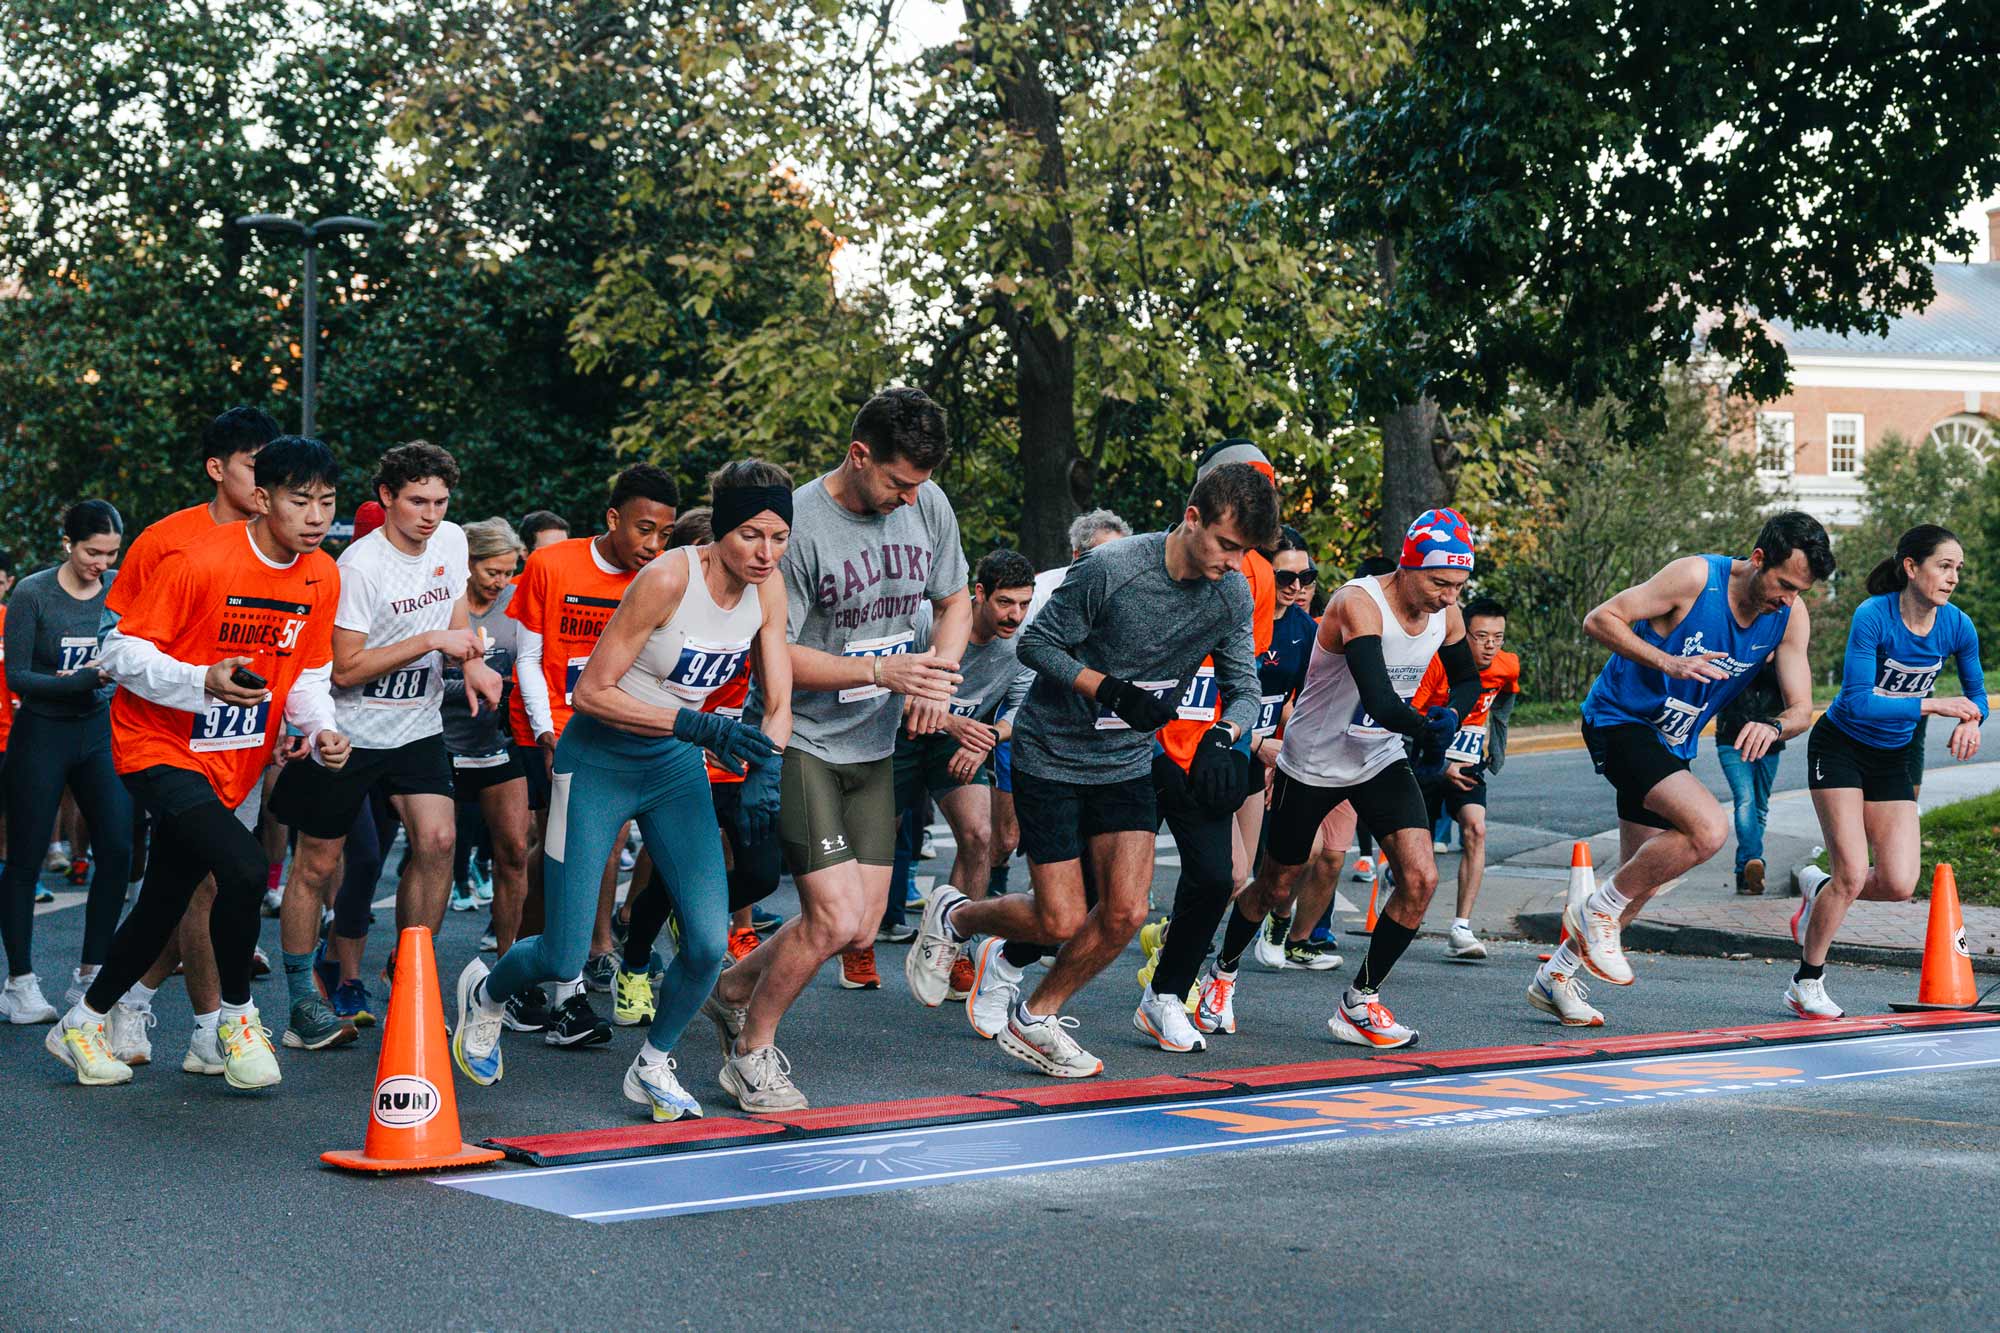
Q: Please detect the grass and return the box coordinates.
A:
[1917,792,2000,908]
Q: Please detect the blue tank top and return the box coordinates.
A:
[1581,554,1791,759]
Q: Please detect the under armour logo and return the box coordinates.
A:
[819,835,848,853]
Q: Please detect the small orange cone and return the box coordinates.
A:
[1540,841,1594,962]
[1348,875,1380,936]
[1890,864,1982,1012]
[322,926,502,1174]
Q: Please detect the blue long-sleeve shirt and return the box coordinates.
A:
[1824,593,1986,750]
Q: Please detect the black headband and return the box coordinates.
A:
[712,484,793,536]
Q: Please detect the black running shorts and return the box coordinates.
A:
[1263,760,1429,867]
[269,733,454,839]
[1011,768,1156,866]
[1807,714,1915,804]
[1580,721,1688,830]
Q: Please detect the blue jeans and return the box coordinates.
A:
[1717,744,1779,872]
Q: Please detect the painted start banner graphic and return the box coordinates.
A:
[437,1028,2000,1223]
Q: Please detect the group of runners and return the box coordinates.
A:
[1,390,1986,1121]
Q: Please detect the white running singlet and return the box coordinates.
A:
[615,545,761,713]
[1275,575,1446,789]
[333,520,470,750]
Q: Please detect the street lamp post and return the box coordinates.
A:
[233,214,380,436]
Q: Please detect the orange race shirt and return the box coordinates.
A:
[1412,648,1521,770]
[1159,549,1278,771]
[106,502,218,618]
[506,536,638,746]
[702,669,752,786]
[0,605,13,750]
[110,521,338,807]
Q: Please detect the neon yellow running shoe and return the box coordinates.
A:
[215,1009,281,1090]
[613,968,657,1027]
[45,1015,132,1086]
[1134,916,1169,988]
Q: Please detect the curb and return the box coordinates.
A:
[1513,908,2000,976]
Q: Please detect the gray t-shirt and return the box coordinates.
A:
[910,601,1028,725]
[772,474,969,764]
[1012,531,1258,784]
[443,584,519,760]
[6,566,116,719]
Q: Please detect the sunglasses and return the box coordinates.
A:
[1274,567,1317,589]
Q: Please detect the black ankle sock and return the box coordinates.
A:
[1795,961,1825,982]
[1357,917,1418,991]
[1000,939,1043,969]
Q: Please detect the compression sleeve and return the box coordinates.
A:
[1439,637,1481,718]
[1955,613,1989,723]
[515,625,554,738]
[1345,635,1428,738]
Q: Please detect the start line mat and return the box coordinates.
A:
[436,1025,2000,1223]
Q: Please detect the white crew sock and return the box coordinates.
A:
[1587,881,1632,917]
[193,1010,221,1033]
[219,999,255,1022]
[65,1000,107,1029]
[1452,917,1471,931]
[120,980,159,1010]
[639,1041,672,1065]
[1549,939,1583,975]
[554,976,583,1003]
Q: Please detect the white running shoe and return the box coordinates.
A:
[1193,963,1238,1035]
[1564,898,1634,986]
[1527,965,1603,1026]
[1250,917,1288,971]
[1133,988,1207,1053]
[1791,866,1829,947]
[215,1009,282,1090]
[623,1052,703,1122]
[260,887,283,917]
[998,1009,1102,1078]
[1445,924,1488,961]
[63,967,99,1011]
[701,990,748,1057]
[451,958,505,1087]
[183,1025,225,1075]
[46,1012,132,1085]
[720,1044,810,1113]
[965,938,1018,1040]
[1327,988,1417,1050]
[1351,855,1375,883]
[1785,976,1844,1020]
[107,1002,156,1064]
[905,885,966,1007]
[0,973,58,1024]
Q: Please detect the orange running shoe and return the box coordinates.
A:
[839,946,882,989]
[945,953,976,1001]
[727,927,760,962]
[66,855,91,886]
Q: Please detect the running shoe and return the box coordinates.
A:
[701,990,747,1057]
[946,953,977,1001]
[44,841,71,875]
[609,905,630,958]
[544,992,612,1047]
[1526,965,1603,1026]
[1285,939,1341,970]
[905,883,926,912]
[479,929,497,953]
[965,938,1017,1040]
[1738,857,1766,896]
[905,886,966,1006]
[33,884,53,905]
[1350,855,1375,883]
[998,1010,1102,1078]
[720,1044,809,1113]
[624,1051,702,1122]
[310,938,340,1000]
[1433,837,1451,854]
[750,906,784,934]
[283,995,358,1051]
[183,1025,224,1075]
[613,968,657,1026]
[251,946,271,978]
[619,843,638,874]
[1785,976,1844,1020]
[582,952,617,993]
[470,860,494,906]
[1252,914,1290,971]
[107,1002,155,1065]
[0,973,57,1024]
[448,881,479,913]
[1563,897,1634,986]
[261,887,283,917]
[876,921,917,944]
[1134,916,1168,988]
[66,855,90,886]
[1133,988,1206,1053]
[1445,923,1488,961]
[1193,963,1237,1035]
[920,828,937,860]
[502,985,550,1033]
[452,959,505,1086]
[330,979,376,1028]
[216,1009,282,1089]
[1327,988,1417,1050]
[840,947,882,990]
[45,1014,132,1086]
[1792,865,1829,947]
[726,927,760,962]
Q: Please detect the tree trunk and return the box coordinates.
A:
[1373,237,1450,558]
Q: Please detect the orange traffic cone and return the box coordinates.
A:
[1890,864,1983,1012]
[322,926,502,1174]
[1540,841,1594,962]
[1347,874,1381,936]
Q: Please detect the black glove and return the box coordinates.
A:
[1099,675,1177,733]
[1151,749,1190,804]
[735,751,783,845]
[1413,706,1458,783]
[1188,724,1249,812]
[675,707,780,776]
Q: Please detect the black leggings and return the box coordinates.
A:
[333,790,395,941]
[85,766,267,1011]
[1,710,133,976]
[1147,761,1240,999]
[623,784,783,970]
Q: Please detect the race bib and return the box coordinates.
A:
[715,704,745,721]
[948,696,982,719]
[1445,721,1488,765]
[662,637,751,704]
[453,751,512,770]
[362,664,432,707]
[192,700,270,753]
[1095,679,1178,731]
[837,631,915,704]
[564,656,589,706]
[1873,656,1942,699]
[1347,700,1395,741]
[59,636,99,673]
[1252,692,1287,739]
[1652,697,1703,748]
[1174,666,1219,722]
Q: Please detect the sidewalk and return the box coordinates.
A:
[1440,760,2000,974]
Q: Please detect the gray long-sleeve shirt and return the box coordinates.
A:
[5,566,116,719]
[443,585,519,759]
[1010,531,1257,784]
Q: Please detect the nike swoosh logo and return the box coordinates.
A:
[305,578,322,585]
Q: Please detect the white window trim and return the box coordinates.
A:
[1756,411,1795,477]
[1826,412,1863,476]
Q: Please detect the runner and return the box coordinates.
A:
[916,462,1274,1076]
[1531,510,1830,1026]
[1205,509,1483,1050]
[703,386,969,1113]
[0,502,132,1024]
[519,510,570,555]
[506,463,679,1042]
[51,436,347,1089]
[95,405,281,1072]
[1792,525,1984,1019]
[267,442,501,1052]
[456,462,793,1120]
[1408,595,1520,961]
